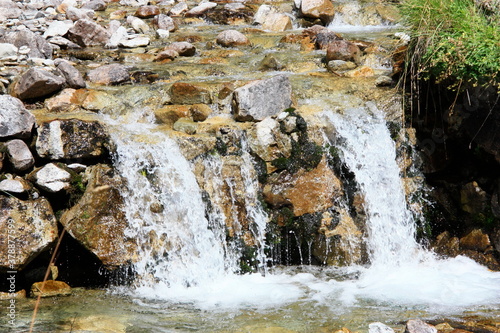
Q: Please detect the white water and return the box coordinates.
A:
[106,106,499,312]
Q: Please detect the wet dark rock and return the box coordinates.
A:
[326,40,362,64]
[60,164,136,267]
[216,29,250,47]
[4,139,34,172]
[36,119,111,161]
[87,64,130,85]
[54,58,86,89]
[13,68,65,101]
[232,75,292,122]
[67,19,110,47]
[0,95,35,139]
[134,5,160,18]
[460,229,491,252]
[0,29,53,59]
[0,196,58,271]
[460,181,489,215]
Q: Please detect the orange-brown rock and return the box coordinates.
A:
[460,229,491,252]
[154,105,191,125]
[30,280,71,298]
[135,5,160,18]
[170,82,212,104]
[301,0,335,23]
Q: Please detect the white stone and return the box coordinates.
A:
[36,120,65,160]
[369,323,395,333]
[35,163,71,193]
[43,20,73,38]
[106,26,128,48]
[0,43,18,60]
[119,36,150,48]
[0,179,27,194]
[156,29,170,39]
[128,16,149,33]
[186,2,217,16]
[0,95,35,139]
[169,2,188,16]
[5,139,35,172]
[253,5,276,25]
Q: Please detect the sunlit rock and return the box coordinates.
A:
[405,320,437,333]
[326,40,362,64]
[216,30,250,47]
[87,64,130,85]
[369,322,396,333]
[67,19,110,47]
[262,13,293,32]
[186,2,217,17]
[135,5,160,18]
[301,0,335,22]
[170,82,211,104]
[13,68,65,100]
[169,2,188,16]
[4,139,34,172]
[460,229,491,252]
[153,14,177,32]
[33,163,72,193]
[247,117,292,164]
[0,196,57,271]
[60,164,136,267]
[165,41,196,56]
[0,29,53,59]
[54,58,86,89]
[30,280,71,297]
[0,95,35,139]
[65,6,94,21]
[0,177,31,196]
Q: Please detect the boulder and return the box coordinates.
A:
[13,68,65,101]
[5,139,35,172]
[262,13,293,32]
[165,42,196,56]
[170,82,212,104]
[301,0,335,22]
[33,163,72,193]
[326,40,362,64]
[30,280,71,298]
[0,0,22,21]
[67,19,110,47]
[0,196,58,271]
[460,229,491,252]
[0,29,53,59]
[54,59,86,89]
[0,95,35,139]
[405,320,437,333]
[247,117,292,162]
[60,164,136,267]
[36,119,110,161]
[216,30,250,47]
[87,64,130,85]
[66,6,94,21]
[153,14,177,32]
[43,20,73,39]
[134,5,160,18]
[232,75,292,122]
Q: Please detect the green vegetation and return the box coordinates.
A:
[401,0,500,88]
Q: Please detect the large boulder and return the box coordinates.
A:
[67,19,110,47]
[13,68,65,101]
[232,75,292,122]
[35,119,111,161]
[0,95,35,139]
[0,196,58,271]
[4,139,35,172]
[60,164,136,267]
[0,29,53,59]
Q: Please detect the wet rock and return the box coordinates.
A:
[87,64,130,85]
[327,60,356,72]
[0,29,53,59]
[67,19,110,47]
[45,88,78,112]
[254,5,277,25]
[154,49,178,61]
[128,16,149,33]
[30,280,71,298]
[135,5,160,18]
[5,139,34,172]
[165,41,196,56]
[153,14,177,32]
[301,0,335,22]
[119,36,150,48]
[43,20,73,38]
[82,0,106,11]
[262,13,293,32]
[376,75,393,87]
[154,105,190,125]
[0,95,35,139]
[13,67,65,101]
[173,118,198,135]
[0,196,58,271]
[54,58,86,89]
[216,30,250,47]
[33,163,72,193]
[369,322,396,333]
[260,54,283,71]
[344,66,375,77]
[60,164,136,267]
[36,119,111,161]
[174,134,216,160]
[375,4,401,23]
[190,104,212,122]
[0,43,17,60]
[170,82,211,104]
[169,2,188,16]
[247,117,292,163]
[461,181,489,214]
[405,319,437,333]
[326,40,362,64]
[66,6,94,21]
[232,75,292,122]
[432,231,460,257]
[460,229,491,252]
[110,9,127,20]
[186,2,217,17]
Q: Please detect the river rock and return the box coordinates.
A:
[0,43,17,60]
[326,40,362,64]
[66,6,94,21]
[43,20,73,38]
[87,64,130,85]
[13,68,65,100]
[247,117,292,163]
[82,0,106,11]
[128,16,149,33]
[0,29,53,59]
[327,60,357,72]
[301,0,335,22]
[165,41,196,56]
[153,14,177,32]
[155,49,178,61]
[0,0,22,21]
[30,280,71,298]
[67,19,110,47]
[173,118,198,135]
[0,95,35,139]
[33,163,72,193]
[169,2,188,16]
[54,58,86,88]
[0,196,58,271]
[36,119,110,161]
[119,36,150,48]
[405,320,437,333]
[216,30,250,47]
[262,13,293,32]
[254,5,277,25]
[5,139,35,172]
[232,75,292,122]
[460,229,491,252]
[45,88,77,112]
[369,322,396,333]
[186,2,217,17]
[60,164,136,267]
[135,5,160,18]
[170,82,212,104]
[106,25,128,48]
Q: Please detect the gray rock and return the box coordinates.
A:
[0,43,18,60]
[81,0,106,11]
[0,0,22,21]
[0,95,36,139]
[405,320,437,333]
[216,30,250,47]
[34,163,71,193]
[166,41,195,56]
[153,14,177,32]
[369,322,395,333]
[87,64,130,85]
[13,67,65,100]
[169,2,188,16]
[5,139,34,172]
[127,16,149,34]
[54,58,86,88]
[247,117,292,162]
[0,196,58,270]
[233,75,292,122]
[375,75,393,87]
[254,5,276,25]
[0,29,53,59]
[106,25,128,48]
[43,20,73,38]
[186,2,217,17]
[47,36,81,49]
[65,6,94,21]
[173,118,198,135]
[36,119,111,161]
[67,19,110,47]
[119,36,150,48]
